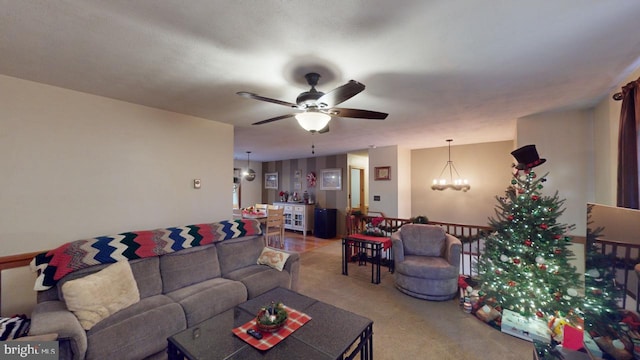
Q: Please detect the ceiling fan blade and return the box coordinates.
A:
[329,108,388,119]
[316,80,365,108]
[252,114,296,125]
[237,91,297,108]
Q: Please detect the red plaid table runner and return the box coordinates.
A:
[347,234,392,250]
[232,305,312,350]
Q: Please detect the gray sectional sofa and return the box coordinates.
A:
[29,231,300,360]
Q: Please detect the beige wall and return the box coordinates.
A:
[516,109,593,235]
[368,146,400,217]
[0,75,234,315]
[411,141,514,225]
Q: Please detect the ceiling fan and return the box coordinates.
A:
[237,72,388,133]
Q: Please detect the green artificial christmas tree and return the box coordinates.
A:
[582,204,624,338]
[477,145,582,320]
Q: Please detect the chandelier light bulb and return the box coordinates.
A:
[430,139,470,192]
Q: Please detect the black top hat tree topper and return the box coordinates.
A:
[511,144,546,170]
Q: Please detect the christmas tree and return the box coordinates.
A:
[582,204,624,338]
[476,145,582,320]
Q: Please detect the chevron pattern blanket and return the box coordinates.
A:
[30,219,262,291]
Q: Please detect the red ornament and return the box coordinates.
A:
[553,235,562,240]
[508,281,516,287]
[518,189,525,194]
[554,249,562,255]
[531,195,539,201]
[508,215,514,221]
[536,311,544,318]
[539,264,547,270]
[592,289,603,295]
[540,223,548,230]
[513,258,521,264]
[524,239,532,247]
[495,269,501,275]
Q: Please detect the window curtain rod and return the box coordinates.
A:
[613,77,640,101]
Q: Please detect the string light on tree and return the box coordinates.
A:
[476,145,582,320]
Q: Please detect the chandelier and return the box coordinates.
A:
[431,139,470,192]
[243,151,256,182]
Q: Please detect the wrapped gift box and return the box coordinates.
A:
[501,309,551,343]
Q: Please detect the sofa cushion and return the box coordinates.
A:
[395,255,458,279]
[401,224,446,257]
[224,265,291,299]
[160,244,221,293]
[165,278,247,327]
[86,294,185,360]
[257,247,290,271]
[216,236,264,275]
[61,261,140,330]
[129,257,162,298]
[56,257,161,302]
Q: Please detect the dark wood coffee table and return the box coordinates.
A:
[167,287,373,360]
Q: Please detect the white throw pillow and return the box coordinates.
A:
[257,247,290,271]
[61,261,140,330]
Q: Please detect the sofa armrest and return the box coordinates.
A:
[30,300,87,360]
[444,234,462,267]
[282,251,300,291]
[391,231,405,263]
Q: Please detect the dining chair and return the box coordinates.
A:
[255,204,268,211]
[265,207,285,249]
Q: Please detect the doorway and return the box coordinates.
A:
[349,167,365,213]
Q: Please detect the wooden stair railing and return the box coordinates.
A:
[0,251,42,312]
[345,213,493,277]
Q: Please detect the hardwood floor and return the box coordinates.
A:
[278,231,339,253]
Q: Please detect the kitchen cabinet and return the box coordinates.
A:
[273,202,315,236]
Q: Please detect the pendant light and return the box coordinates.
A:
[243,151,256,182]
[431,139,470,192]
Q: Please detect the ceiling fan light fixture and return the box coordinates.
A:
[295,111,331,132]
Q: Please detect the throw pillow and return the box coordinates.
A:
[61,261,140,330]
[257,247,290,271]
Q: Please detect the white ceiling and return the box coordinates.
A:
[2,1,640,162]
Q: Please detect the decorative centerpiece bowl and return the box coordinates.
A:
[256,302,288,333]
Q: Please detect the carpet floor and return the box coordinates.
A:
[295,239,533,360]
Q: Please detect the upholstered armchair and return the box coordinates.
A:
[391,224,462,301]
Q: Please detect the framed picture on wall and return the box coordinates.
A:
[320,168,342,190]
[265,172,278,189]
[374,166,391,180]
